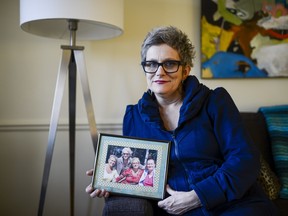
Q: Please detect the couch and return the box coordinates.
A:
[241,112,287,216]
[103,112,287,215]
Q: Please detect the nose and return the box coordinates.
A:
[155,64,166,75]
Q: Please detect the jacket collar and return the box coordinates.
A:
[138,76,210,129]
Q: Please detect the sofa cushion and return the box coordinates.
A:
[259,105,288,199]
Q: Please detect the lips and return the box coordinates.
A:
[154,80,170,84]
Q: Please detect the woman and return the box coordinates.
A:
[139,158,155,187]
[86,26,277,215]
[102,155,119,182]
[116,157,144,184]
[116,147,133,175]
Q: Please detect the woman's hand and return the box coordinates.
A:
[85,169,110,198]
[158,185,202,215]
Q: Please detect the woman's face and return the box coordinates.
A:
[122,151,130,160]
[108,157,116,167]
[145,44,190,99]
[146,159,155,172]
[132,161,140,169]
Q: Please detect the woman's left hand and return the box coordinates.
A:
[158,185,202,215]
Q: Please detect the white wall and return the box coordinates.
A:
[0,0,288,216]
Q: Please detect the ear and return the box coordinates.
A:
[182,65,191,80]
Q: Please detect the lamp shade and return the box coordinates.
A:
[20,0,124,40]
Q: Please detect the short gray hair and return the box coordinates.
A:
[141,26,195,67]
[122,147,133,155]
[132,157,140,164]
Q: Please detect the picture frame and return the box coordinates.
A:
[91,133,171,200]
[201,0,288,79]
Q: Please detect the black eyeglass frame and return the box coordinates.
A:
[141,60,183,74]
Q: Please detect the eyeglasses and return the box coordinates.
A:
[141,60,182,74]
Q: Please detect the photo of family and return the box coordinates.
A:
[103,146,157,187]
[92,133,170,200]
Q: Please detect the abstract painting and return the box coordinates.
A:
[201,0,288,78]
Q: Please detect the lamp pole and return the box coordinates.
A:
[69,20,78,47]
[38,20,98,216]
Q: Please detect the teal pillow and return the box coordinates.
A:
[259,105,288,199]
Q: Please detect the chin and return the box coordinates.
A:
[150,86,168,93]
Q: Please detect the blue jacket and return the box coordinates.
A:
[123,76,260,210]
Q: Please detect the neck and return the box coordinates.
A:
[156,92,183,131]
[106,164,112,172]
[156,92,183,108]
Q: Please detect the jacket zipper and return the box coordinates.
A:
[171,132,193,188]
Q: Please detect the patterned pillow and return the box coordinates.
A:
[257,155,281,200]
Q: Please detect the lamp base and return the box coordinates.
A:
[38,45,98,216]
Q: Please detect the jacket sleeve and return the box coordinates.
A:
[192,87,260,209]
[122,105,134,136]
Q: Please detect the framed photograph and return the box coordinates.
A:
[201,0,288,79]
[91,133,171,200]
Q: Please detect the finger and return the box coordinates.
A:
[158,200,165,208]
[86,169,94,176]
[158,196,171,208]
[85,184,93,193]
[104,191,110,198]
[99,189,108,197]
[158,197,174,212]
[90,189,101,198]
[166,184,176,195]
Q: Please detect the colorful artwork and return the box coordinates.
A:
[201,0,288,78]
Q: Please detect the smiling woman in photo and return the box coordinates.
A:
[116,157,144,185]
[102,155,119,183]
[139,158,156,187]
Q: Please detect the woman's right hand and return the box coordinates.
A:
[85,169,110,198]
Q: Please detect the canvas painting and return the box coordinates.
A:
[201,0,288,79]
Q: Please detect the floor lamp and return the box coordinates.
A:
[19,1,123,215]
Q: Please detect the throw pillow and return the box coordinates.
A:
[259,105,288,199]
[257,155,281,200]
